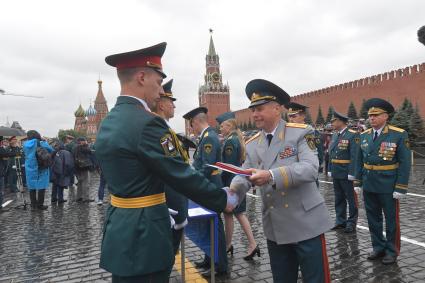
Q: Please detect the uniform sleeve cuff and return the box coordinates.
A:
[394,184,408,194]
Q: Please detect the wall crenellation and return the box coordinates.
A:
[296,62,425,99]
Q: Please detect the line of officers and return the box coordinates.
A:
[93,42,411,283]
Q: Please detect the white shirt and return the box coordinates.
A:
[373,125,385,138]
[339,127,348,135]
[263,123,279,137]
[120,95,151,112]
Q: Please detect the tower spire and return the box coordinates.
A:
[208,28,216,56]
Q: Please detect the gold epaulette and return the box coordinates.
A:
[246,132,260,144]
[204,131,209,137]
[361,128,372,135]
[286,122,308,129]
[348,129,357,133]
[388,125,405,133]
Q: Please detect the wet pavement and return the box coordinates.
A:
[0,163,424,283]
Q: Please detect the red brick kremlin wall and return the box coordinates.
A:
[234,62,425,126]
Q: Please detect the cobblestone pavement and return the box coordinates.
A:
[0,164,424,283]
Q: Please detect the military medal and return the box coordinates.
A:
[279,146,297,159]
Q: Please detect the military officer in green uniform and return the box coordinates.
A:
[354,98,411,265]
[183,107,228,278]
[230,79,333,283]
[328,111,359,233]
[285,102,324,168]
[152,78,189,255]
[95,43,238,283]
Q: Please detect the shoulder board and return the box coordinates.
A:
[204,131,209,137]
[348,129,357,133]
[245,132,260,144]
[286,123,308,129]
[388,125,405,133]
[361,128,372,135]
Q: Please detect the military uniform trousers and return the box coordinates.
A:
[267,234,331,283]
[363,191,400,257]
[332,178,358,229]
[112,268,171,283]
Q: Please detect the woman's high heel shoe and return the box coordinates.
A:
[226,245,234,256]
[243,245,260,260]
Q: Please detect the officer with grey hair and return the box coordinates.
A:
[230,79,333,283]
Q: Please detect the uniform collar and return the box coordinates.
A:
[373,124,386,136]
[120,95,151,112]
[199,126,209,138]
[339,127,347,135]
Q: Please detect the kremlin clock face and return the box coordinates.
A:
[212,72,220,82]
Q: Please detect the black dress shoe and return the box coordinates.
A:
[58,200,67,204]
[344,226,356,233]
[37,205,48,210]
[244,245,261,260]
[331,224,346,230]
[76,198,83,202]
[226,245,234,256]
[51,199,57,203]
[201,269,228,278]
[194,260,210,269]
[367,250,385,260]
[382,254,397,265]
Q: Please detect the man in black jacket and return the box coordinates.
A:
[0,136,18,211]
[74,137,94,202]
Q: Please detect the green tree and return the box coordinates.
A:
[57,129,86,142]
[359,99,368,120]
[409,104,425,146]
[305,109,313,125]
[316,105,325,126]
[325,106,334,124]
[283,112,288,122]
[347,101,358,120]
[391,98,413,133]
[247,120,254,130]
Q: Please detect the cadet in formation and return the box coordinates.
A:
[354,98,411,265]
[328,111,359,233]
[183,107,229,278]
[152,78,189,255]
[230,79,333,283]
[95,42,237,283]
[216,111,259,260]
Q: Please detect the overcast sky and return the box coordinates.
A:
[1,0,424,137]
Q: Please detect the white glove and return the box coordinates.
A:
[327,172,332,177]
[354,187,362,194]
[348,175,355,181]
[168,208,178,228]
[393,192,406,200]
[174,218,188,230]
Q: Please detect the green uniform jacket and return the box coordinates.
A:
[355,125,411,194]
[164,129,189,225]
[95,96,227,277]
[221,132,242,186]
[193,127,223,187]
[328,128,359,179]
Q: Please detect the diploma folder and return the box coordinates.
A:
[206,162,252,176]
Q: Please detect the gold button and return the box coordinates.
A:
[270,206,274,209]
[284,204,289,208]
[266,194,271,197]
[281,192,285,196]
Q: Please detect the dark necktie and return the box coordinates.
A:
[373,131,378,142]
[267,134,273,146]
